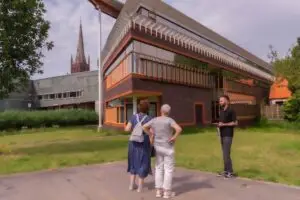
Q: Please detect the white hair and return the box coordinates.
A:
[161,104,171,115]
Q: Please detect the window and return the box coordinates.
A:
[43,95,49,100]
[38,95,42,100]
[63,93,67,98]
[76,91,82,97]
[70,92,76,98]
[49,94,55,99]
[120,107,125,123]
[57,93,62,99]
[149,103,157,117]
[116,107,125,123]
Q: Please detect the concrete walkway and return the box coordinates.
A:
[0,162,299,200]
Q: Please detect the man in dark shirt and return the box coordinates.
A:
[217,95,238,178]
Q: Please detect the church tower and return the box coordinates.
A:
[71,20,90,73]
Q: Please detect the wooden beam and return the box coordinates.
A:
[88,0,123,19]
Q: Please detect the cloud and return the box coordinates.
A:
[39,0,300,79]
[168,0,300,60]
[38,0,115,79]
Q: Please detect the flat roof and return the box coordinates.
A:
[32,70,98,82]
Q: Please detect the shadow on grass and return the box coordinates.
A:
[239,168,263,178]
[238,168,279,183]
[13,139,128,155]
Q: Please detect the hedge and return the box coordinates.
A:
[0,109,98,130]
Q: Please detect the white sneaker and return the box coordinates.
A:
[156,189,163,198]
[163,191,175,199]
[137,185,143,193]
[129,184,137,191]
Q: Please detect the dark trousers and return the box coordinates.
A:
[220,136,233,173]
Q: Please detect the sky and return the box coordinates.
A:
[38,0,300,79]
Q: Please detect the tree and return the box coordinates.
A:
[269,37,300,121]
[269,38,300,94]
[0,0,53,99]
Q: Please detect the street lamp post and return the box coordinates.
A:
[97,7,103,131]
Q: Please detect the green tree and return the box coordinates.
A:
[269,37,300,121]
[0,0,53,98]
[269,38,300,94]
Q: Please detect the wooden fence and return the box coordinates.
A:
[261,105,284,120]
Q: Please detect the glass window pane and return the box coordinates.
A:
[70,92,76,98]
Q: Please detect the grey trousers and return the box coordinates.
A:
[220,136,233,173]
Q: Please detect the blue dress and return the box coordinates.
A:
[127,113,152,178]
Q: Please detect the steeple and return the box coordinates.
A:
[75,19,87,64]
[71,19,90,73]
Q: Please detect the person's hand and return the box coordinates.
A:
[168,136,177,144]
[218,122,224,127]
[150,135,154,145]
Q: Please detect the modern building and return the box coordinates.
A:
[89,0,274,128]
[269,78,291,105]
[1,0,275,129]
[33,70,98,110]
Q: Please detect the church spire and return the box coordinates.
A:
[75,19,87,64]
[71,19,90,74]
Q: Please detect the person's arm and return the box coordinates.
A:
[124,115,135,132]
[124,122,132,132]
[220,121,237,127]
[169,120,182,143]
[142,119,153,136]
[149,128,154,145]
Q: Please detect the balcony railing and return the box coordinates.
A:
[135,53,215,88]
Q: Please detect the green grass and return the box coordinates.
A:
[0,126,300,186]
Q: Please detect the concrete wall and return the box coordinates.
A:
[0,81,35,111]
[33,70,99,108]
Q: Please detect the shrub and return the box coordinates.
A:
[253,117,300,133]
[283,96,300,121]
[0,109,98,131]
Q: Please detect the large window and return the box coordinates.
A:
[105,54,132,89]
[105,99,125,124]
[38,90,83,100]
[104,42,133,76]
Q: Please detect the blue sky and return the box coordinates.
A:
[38,0,300,79]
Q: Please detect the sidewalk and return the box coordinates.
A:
[0,162,299,200]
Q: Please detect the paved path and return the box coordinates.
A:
[0,162,299,200]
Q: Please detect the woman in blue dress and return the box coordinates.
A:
[125,100,152,192]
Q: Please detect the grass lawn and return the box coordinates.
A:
[0,126,300,186]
